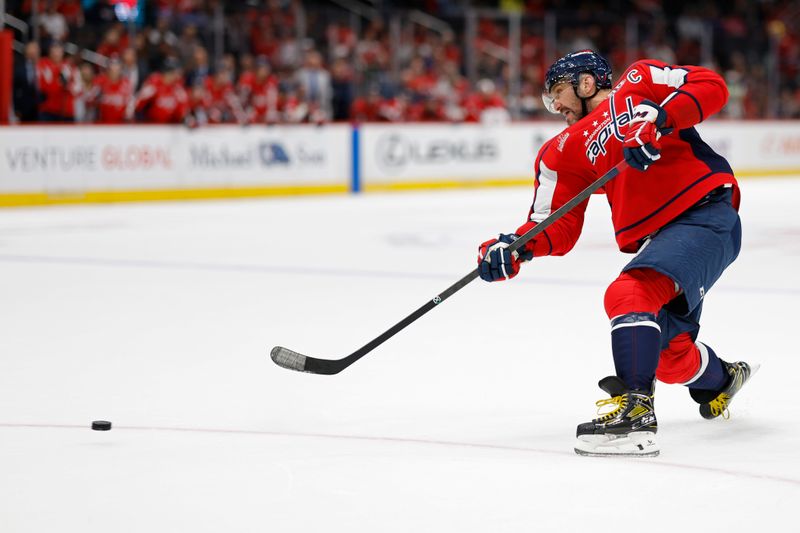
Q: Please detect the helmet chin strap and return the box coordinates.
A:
[572,79,600,119]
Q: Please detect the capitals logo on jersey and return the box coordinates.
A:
[585,95,637,165]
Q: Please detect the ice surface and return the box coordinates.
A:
[1,178,798,532]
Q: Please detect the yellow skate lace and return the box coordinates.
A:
[709,393,731,419]
[595,395,626,421]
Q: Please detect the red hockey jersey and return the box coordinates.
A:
[521,59,740,255]
[134,73,189,124]
[91,75,132,123]
[37,58,80,118]
[238,71,279,123]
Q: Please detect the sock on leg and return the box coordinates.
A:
[610,312,662,391]
[685,343,729,402]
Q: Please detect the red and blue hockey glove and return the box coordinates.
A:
[623,100,670,172]
[477,233,533,282]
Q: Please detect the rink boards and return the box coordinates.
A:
[0,121,798,206]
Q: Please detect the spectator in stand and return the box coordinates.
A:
[13,41,42,123]
[97,24,129,58]
[74,62,97,122]
[463,78,508,123]
[434,60,469,100]
[238,53,255,82]
[147,16,180,58]
[239,56,279,124]
[294,50,332,121]
[723,52,748,119]
[175,0,212,32]
[350,86,383,123]
[328,22,357,60]
[250,20,278,64]
[441,30,462,64]
[432,60,469,121]
[402,56,438,100]
[121,46,148,92]
[519,64,545,118]
[379,92,409,122]
[185,46,212,88]
[643,22,677,64]
[330,58,354,121]
[134,58,189,124]
[6,0,800,123]
[770,19,799,85]
[187,82,210,127]
[89,57,133,123]
[39,0,69,43]
[58,0,84,31]
[354,19,391,90]
[204,68,246,124]
[152,0,171,18]
[276,26,302,69]
[407,95,446,122]
[779,87,800,118]
[280,86,309,123]
[219,54,238,79]
[37,42,80,122]
[177,24,203,67]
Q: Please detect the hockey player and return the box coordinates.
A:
[134,59,189,124]
[37,42,81,122]
[204,69,247,124]
[238,56,280,124]
[477,50,757,457]
[89,58,133,123]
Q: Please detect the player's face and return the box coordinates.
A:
[547,82,582,126]
[163,70,178,84]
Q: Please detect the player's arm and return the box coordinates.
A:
[516,155,590,258]
[622,60,728,171]
[133,80,157,113]
[225,89,248,125]
[637,60,728,130]
[174,86,191,125]
[477,143,590,282]
[37,63,57,96]
[85,80,101,106]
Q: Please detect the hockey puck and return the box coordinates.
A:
[91,420,112,431]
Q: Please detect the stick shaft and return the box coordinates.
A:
[275,161,627,374]
[509,160,627,254]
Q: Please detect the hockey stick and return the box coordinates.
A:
[271,160,628,375]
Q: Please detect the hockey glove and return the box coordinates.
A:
[623,100,670,172]
[477,233,533,282]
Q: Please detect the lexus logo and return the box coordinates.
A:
[376,134,499,171]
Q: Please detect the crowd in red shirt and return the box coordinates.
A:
[9,0,800,124]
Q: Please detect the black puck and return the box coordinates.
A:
[91,420,112,431]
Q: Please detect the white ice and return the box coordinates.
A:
[1,178,798,532]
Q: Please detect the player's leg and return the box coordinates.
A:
[656,332,727,391]
[576,187,747,456]
[657,332,759,419]
[627,186,755,419]
[574,268,674,457]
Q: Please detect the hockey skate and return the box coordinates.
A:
[697,361,759,420]
[574,376,659,457]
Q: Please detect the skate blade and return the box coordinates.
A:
[574,431,659,458]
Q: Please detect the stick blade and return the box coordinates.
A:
[270,346,346,375]
[270,346,308,372]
